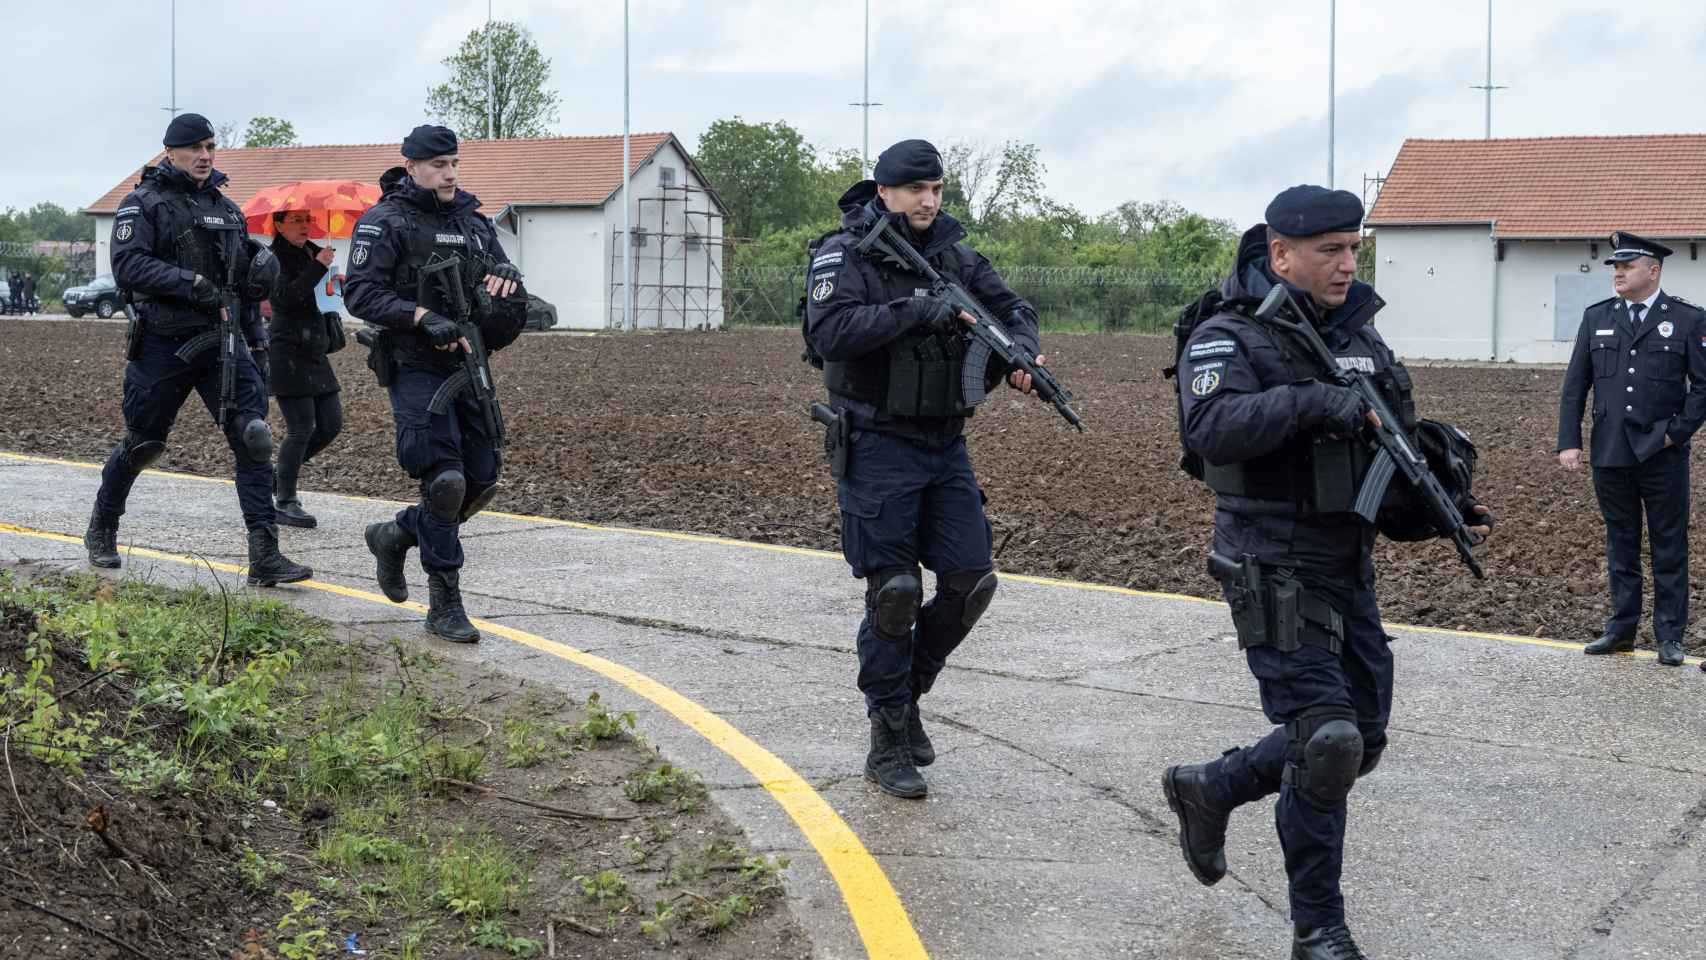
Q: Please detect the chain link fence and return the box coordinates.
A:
[725,264,1221,333]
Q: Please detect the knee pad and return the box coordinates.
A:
[867,566,921,640]
[941,568,998,630]
[427,468,467,522]
[460,481,500,521]
[119,432,166,472]
[1285,710,1364,808]
[241,419,273,462]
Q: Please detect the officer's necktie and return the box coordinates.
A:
[1631,302,1647,329]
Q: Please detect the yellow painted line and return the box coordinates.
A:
[4,449,1693,664]
[0,520,929,960]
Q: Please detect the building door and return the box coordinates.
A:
[1554,273,1606,340]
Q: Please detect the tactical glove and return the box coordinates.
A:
[908,297,958,334]
[1316,384,1370,435]
[486,262,523,284]
[189,274,220,306]
[418,311,461,347]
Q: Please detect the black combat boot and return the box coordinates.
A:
[1583,631,1635,655]
[1292,923,1370,960]
[425,570,480,643]
[364,521,415,603]
[865,704,927,798]
[246,525,312,586]
[83,511,120,569]
[1162,763,1231,886]
[907,697,936,767]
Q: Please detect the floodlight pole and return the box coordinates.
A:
[623,0,633,332]
[850,0,882,177]
[1327,0,1336,187]
[1470,0,1507,138]
[163,0,178,116]
[487,0,495,138]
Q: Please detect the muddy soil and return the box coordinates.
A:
[0,320,1686,649]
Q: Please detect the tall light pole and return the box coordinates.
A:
[487,0,495,138]
[1327,0,1336,187]
[850,0,882,176]
[1470,0,1507,138]
[622,0,633,332]
[162,0,178,117]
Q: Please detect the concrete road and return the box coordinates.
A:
[3,450,1703,960]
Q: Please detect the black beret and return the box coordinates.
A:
[1264,184,1364,238]
[873,139,944,186]
[402,124,459,160]
[162,112,215,147]
[1605,231,1673,264]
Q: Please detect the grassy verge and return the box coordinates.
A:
[0,568,802,959]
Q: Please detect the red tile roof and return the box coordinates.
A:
[1366,135,1706,239]
[85,132,679,215]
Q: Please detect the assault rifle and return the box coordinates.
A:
[854,216,1084,431]
[419,256,505,448]
[1252,284,1485,578]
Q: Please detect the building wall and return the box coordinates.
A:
[605,141,726,330]
[94,215,112,278]
[1368,226,1496,360]
[515,207,604,329]
[1374,228,1706,362]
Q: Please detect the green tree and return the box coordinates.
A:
[243,116,299,148]
[694,118,825,240]
[426,21,561,140]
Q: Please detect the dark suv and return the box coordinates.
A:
[64,274,125,319]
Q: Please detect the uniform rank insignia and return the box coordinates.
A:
[1190,361,1224,397]
[1659,321,1674,338]
[811,277,835,302]
[115,222,134,242]
[351,243,370,265]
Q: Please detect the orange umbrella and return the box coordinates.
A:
[241,180,382,239]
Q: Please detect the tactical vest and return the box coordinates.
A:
[135,186,242,336]
[1202,317,1418,515]
[382,203,487,366]
[819,237,975,419]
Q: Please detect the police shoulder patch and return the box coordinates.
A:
[351,242,370,266]
[1189,361,1226,398]
[810,276,835,302]
[355,223,385,238]
[1187,337,1238,361]
[114,221,135,242]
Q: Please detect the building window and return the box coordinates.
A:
[685,232,702,250]
[659,166,677,187]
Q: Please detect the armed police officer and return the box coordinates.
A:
[1161,187,1493,960]
[1557,233,1706,668]
[84,112,310,587]
[803,139,1045,799]
[343,125,528,644]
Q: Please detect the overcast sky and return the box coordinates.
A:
[5,0,1705,228]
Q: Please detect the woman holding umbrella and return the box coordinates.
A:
[265,208,346,527]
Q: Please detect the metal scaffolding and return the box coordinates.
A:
[607,183,732,330]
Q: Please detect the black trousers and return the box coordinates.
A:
[274,391,343,498]
[1592,447,1690,642]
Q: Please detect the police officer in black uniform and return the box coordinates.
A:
[803,139,1045,799]
[343,125,528,644]
[84,113,310,587]
[1160,186,1493,960]
[1558,232,1706,667]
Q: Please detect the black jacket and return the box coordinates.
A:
[802,181,1039,442]
[1557,291,1706,468]
[265,237,339,397]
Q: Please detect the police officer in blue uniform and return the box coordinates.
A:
[1558,232,1706,667]
[344,125,528,644]
[85,112,310,587]
[803,139,1045,799]
[1160,186,1493,960]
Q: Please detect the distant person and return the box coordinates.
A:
[802,138,1045,800]
[1163,186,1493,960]
[6,270,19,312]
[1557,232,1706,667]
[22,273,36,314]
[265,210,345,529]
[85,111,310,587]
[343,124,530,643]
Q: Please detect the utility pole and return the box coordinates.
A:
[849,0,882,176]
[487,0,496,138]
[162,0,178,117]
[622,0,633,332]
[1470,0,1507,138]
[1327,0,1336,187]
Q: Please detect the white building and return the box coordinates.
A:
[1366,135,1706,362]
[83,133,728,330]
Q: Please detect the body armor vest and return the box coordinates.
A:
[822,239,975,418]
[386,204,485,368]
[137,187,242,336]
[1203,319,1418,515]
